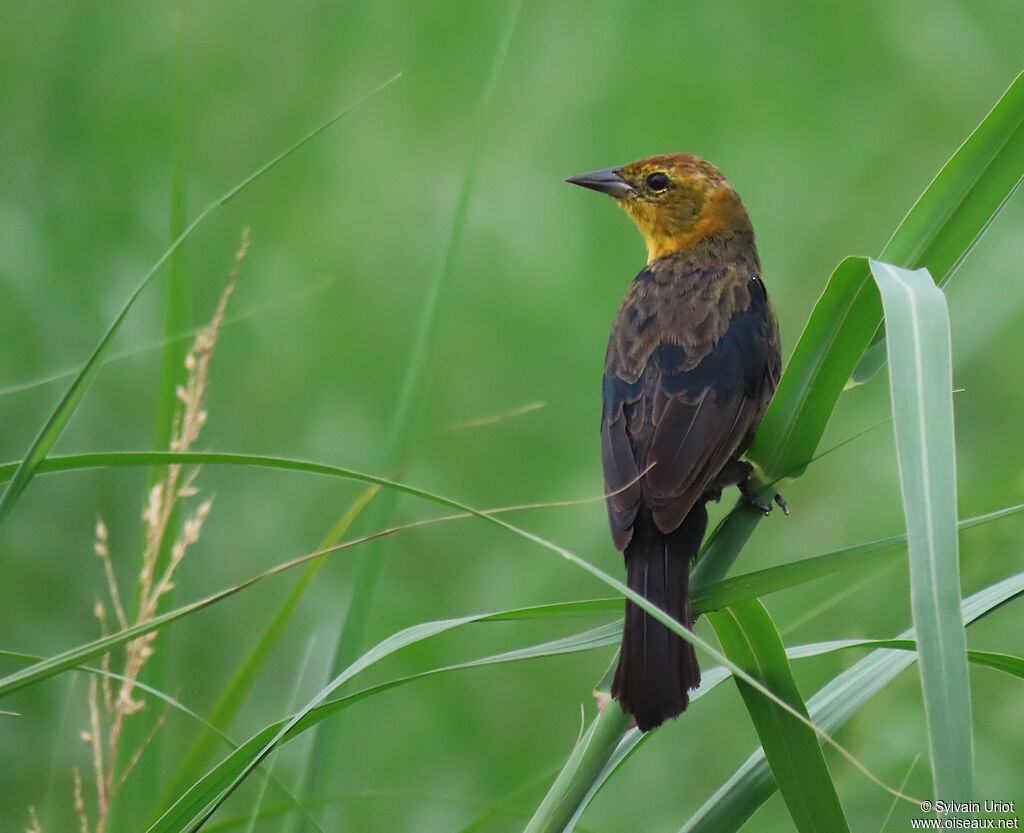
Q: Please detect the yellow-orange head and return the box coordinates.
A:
[566,152,752,263]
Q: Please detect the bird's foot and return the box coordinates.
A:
[739,478,789,516]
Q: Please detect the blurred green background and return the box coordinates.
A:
[2,0,1022,829]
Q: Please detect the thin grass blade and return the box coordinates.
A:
[0,73,400,527]
[0,445,927,807]
[311,7,523,812]
[693,500,1023,612]
[156,482,382,814]
[0,649,325,831]
[4,446,1021,625]
[145,613,620,833]
[122,39,192,821]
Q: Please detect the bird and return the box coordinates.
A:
[567,153,782,731]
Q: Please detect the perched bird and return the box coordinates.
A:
[567,153,782,731]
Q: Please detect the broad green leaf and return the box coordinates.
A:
[870,259,971,802]
[709,600,848,833]
[695,526,903,611]
[692,71,1024,650]
[0,73,401,527]
[749,71,1024,485]
[679,570,1024,833]
[749,255,878,481]
[855,70,1024,381]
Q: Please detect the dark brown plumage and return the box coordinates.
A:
[568,153,781,731]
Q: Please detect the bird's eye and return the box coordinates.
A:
[646,172,670,192]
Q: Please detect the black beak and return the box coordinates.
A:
[565,167,636,198]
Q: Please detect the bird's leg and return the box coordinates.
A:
[705,459,748,504]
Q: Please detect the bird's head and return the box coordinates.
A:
[566,152,752,263]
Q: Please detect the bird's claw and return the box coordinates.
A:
[739,479,789,517]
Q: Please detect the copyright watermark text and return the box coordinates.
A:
[910,800,1018,829]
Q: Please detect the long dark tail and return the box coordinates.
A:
[611,504,707,731]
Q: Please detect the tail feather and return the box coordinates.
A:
[611,505,706,731]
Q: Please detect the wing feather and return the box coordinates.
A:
[601,264,779,549]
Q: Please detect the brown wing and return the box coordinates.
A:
[601,270,779,550]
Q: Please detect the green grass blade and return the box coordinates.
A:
[0,73,400,527]
[709,600,849,833]
[157,613,738,833]
[963,650,1024,679]
[750,255,878,481]
[0,278,334,400]
[855,70,1024,382]
[4,446,1020,620]
[243,638,318,833]
[0,649,324,832]
[0,557,616,698]
[782,641,1024,682]
[0,576,268,698]
[4,444,1021,661]
[748,70,1024,485]
[156,483,382,815]
[2,446,1019,549]
[121,35,192,824]
[154,19,190,457]
[679,570,1024,833]
[145,613,622,833]
[870,259,971,802]
[527,593,1024,833]
[697,525,903,610]
[693,500,1024,612]
[522,698,634,833]
[312,6,523,807]
[0,446,978,818]
[0,447,925,771]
